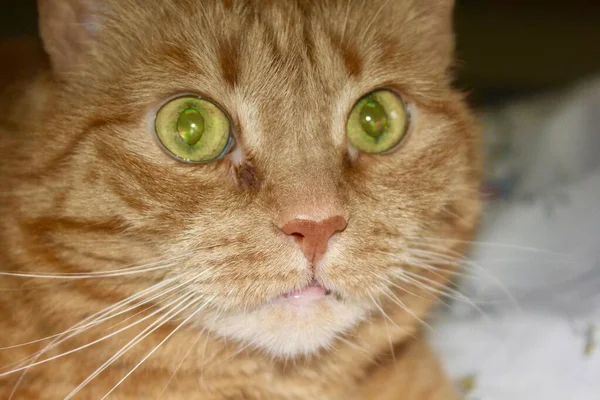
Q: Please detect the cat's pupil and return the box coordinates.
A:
[177,108,205,146]
[359,99,388,138]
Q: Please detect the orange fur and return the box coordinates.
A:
[0,0,481,398]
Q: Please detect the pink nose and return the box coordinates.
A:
[280,216,347,265]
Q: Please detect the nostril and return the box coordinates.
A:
[290,232,304,244]
[279,216,347,264]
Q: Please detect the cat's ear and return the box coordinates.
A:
[37,0,103,76]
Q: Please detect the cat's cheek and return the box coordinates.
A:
[201,300,367,357]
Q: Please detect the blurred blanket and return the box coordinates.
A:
[429,76,600,400]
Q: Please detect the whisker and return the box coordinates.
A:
[334,335,376,363]
[0,242,226,281]
[373,272,431,300]
[379,285,435,333]
[98,296,214,400]
[339,0,352,45]
[440,205,476,227]
[397,270,458,296]
[63,292,201,399]
[198,328,214,390]
[1,271,201,351]
[0,257,185,280]
[407,245,522,310]
[375,270,454,310]
[367,292,397,329]
[398,271,492,321]
[391,269,512,306]
[207,340,253,373]
[374,248,476,282]
[0,281,202,378]
[409,236,576,258]
[155,327,206,400]
[5,275,197,399]
[406,258,453,284]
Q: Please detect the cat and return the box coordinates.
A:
[0,0,481,399]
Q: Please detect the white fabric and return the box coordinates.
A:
[429,76,600,400]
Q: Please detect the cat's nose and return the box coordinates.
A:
[280,216,347,265]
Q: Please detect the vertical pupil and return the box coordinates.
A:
[177,108,205,146]
[359,99,388,138]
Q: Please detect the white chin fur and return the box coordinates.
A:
[203,298,366,358]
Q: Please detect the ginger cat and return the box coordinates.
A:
[0,0,481,398]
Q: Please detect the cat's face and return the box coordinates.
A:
[29,0,480,357]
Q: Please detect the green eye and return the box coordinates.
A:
[155,96,231,162]
[347,90,409,153]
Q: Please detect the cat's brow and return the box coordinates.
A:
[218,37,240,88]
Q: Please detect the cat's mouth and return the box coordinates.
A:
[274,280,332,305]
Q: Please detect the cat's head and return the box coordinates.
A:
[25,0,480,357]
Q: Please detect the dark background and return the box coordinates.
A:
[2,0,600,106]
[454,0,600,105]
